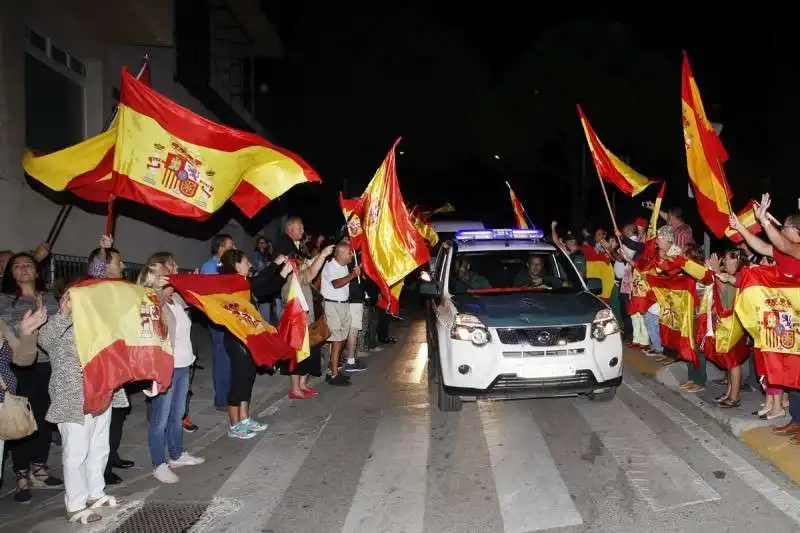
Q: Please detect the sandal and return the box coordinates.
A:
[720,399,741,408]
[30,463,63,488]
[88,495,119,509]
[68,508,102,524]
[14,470,31,504]
[714,394,729,403]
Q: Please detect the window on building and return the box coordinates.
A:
[24,30,85,153]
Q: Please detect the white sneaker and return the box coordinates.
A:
[153,463,179,484]
[168,452,206,468]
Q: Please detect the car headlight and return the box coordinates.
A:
[591,308,619,341]
[450,313,491,346]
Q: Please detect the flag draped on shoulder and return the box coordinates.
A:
[577,104,655,197]
[696,283,749,369]
[69,278,174,415]
[506,182,529,228]
[356,138,430,314]
[735,265,800,388]
[168,274,294,366]
[646,273,699,366]
[113,68,320,219]
[278,269,310,371]
[682,52,733,239]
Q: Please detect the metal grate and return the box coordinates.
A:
[495,325,587,346]
[110,502,208,533]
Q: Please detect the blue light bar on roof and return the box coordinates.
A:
[455,228,544,241]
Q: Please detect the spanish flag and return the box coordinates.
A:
[577,104,656,197]
[410,211,439,247]
[647,273,700,366]
[506,181,529,228]
[356,138,430,314]
[582,244,615,300]
[682,52,733,238]
[69,279,174,415]
[696,283,749,369]
[168,274,294,367]
[419,202,455,220]
[339,192,365,250]
[112,68,320,219]
[278,270,310,370]
[724,199,763,243]
[735,265,800,388]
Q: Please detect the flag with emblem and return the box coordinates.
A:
[355,138,430,314]
[111,68,320,219]
[278,270,310,370]
[646,273,700,366]
[735,265,800,388]
[577,104,656,196]
[339,192,365,249]
[682,52,734,239]
[68,278,174,415]
[168,274,294,366]
[696,283,749,369]
[506,181,529,228]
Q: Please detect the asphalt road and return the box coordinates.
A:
[10,319,800,533]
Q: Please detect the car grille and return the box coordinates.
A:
[502,348,585,358]
[491,370,596,391]
[495,325,587,346]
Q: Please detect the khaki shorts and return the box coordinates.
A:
[349,303,363,332]
[324,301,351,342]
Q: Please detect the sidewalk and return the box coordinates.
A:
[625,346,800,484]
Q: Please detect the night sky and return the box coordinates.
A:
[255,5,800,240]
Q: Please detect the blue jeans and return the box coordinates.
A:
[210,326,231,408]
[273,297,284,322]
[644,312,663,353]
[789,390,800,423]
[148,366,190,467]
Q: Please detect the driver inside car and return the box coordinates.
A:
[513,255,557,289]
[452,258,491,292]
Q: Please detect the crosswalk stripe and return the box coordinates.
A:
[576,396,720,511]
[340,407,431,533]
[480,401,583,533]
[188,414,332,533]
[626,380,800,524]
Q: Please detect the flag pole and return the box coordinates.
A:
[593,168,619,233]
[504,180,535,228]
[45,53,150,246]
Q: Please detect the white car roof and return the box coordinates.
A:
[453,239,558,252]
[431,220,485,232]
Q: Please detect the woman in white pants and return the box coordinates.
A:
[39,291,117,524]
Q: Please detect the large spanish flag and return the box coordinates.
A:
[577,104,656,196]
[696,283,749,369]
[339,192,365,250]
[506,182,529,228]
[582,244,615,300]
[735,265,800,388]
[278,271,310,370]
[168,274,294,366]
[724,199,763,243]
[647,273,699,366]
[69,279,174,415]
[682,52,733,238]
[112,68,320,219]
[357,138,430,314]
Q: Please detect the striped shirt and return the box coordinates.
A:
[673,222,694,251]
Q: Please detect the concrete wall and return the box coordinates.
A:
[0,1,262,267]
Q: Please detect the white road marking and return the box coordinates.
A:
[340,407,430,533]
[577,397,720,511]
[479,401,583,533]
[394,342,428,384]
[189,414,332,533]
[626,380,800,524]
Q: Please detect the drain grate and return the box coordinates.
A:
[110,502,208,533]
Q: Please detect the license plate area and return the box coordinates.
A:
[516,365,576,379]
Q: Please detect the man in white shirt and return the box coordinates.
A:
[321,242,360,385]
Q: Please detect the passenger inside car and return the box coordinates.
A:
[452,258,491,292]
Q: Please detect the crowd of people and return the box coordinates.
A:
[0,215,397,524]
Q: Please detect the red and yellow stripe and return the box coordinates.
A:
[506,182,529,229]
[278,271,310,370]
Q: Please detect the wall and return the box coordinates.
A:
[0,1,259,268]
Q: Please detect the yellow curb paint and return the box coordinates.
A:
[741,427,800,484]
[622,346,664,377]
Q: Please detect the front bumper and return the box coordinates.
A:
[439,324,623,398]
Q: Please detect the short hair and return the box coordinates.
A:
[219,249,247,274]
[285,217,303,230]
[211,234,233,255]
[89,247,121,264]
[669,207,683,219]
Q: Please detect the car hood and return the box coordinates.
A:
[450,291,606,327]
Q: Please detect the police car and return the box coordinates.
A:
[420,228,623,411]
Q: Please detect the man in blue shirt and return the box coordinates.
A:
[200,234,236,409]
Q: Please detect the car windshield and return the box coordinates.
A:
[448,249,584,295]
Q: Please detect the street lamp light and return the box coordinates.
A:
[493,154,501,160]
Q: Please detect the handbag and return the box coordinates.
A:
[0,374,37,441]
[308,315,331,347]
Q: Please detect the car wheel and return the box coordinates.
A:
[436,373,462,412]
[589,387,617,402]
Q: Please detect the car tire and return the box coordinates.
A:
[428,342,462,412]
[589,387,617,402]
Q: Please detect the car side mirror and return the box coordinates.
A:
[419,281,440,297]
[586,278,603,295]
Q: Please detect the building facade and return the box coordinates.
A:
[0,0,281,266]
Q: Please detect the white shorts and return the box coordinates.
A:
[349,303,363,331]
[324,301,351,342]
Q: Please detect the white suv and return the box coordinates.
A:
[421,228,623,411]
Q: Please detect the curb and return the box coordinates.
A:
[625,346,799,485]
